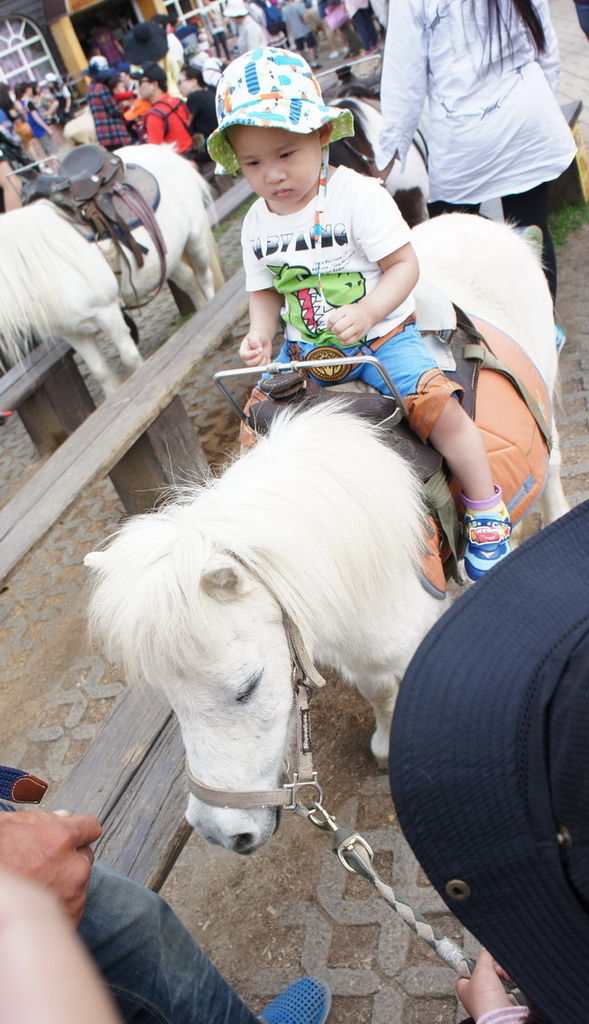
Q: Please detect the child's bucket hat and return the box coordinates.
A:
[207,47,354,173]
[389,499,589,1024]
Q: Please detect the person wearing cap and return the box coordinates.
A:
[207,47,513,580]
[134,62,194,157]
[389,498,589,1024]
[223,0,269,54]
[84,56,131,150]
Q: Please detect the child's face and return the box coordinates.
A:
[228,123,329,215]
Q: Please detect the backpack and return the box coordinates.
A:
[148,98,189,135]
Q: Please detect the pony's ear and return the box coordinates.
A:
[84,551,107,570]
[200,554,250,602]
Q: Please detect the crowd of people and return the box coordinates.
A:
[0,0,383,210]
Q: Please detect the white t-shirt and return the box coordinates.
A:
[241,165,414,347]
[378,0,577,203]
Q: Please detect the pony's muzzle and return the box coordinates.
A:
[186,797,279,854]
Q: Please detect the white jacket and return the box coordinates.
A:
[377,0,577,202]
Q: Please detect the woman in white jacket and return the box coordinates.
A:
[377,0,576,300]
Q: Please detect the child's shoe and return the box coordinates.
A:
[259,977,331,1024]
[462,485,512,581]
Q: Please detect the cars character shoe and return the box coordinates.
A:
[259,977,331,1024]
[463,486,512,582]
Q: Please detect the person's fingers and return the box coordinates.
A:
[77,844,95,868]
[62,814,102,847]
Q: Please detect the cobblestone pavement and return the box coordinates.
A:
[1,6,588,1020]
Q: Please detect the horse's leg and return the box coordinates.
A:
[73,305,142,398]
[351,677,400,768]
[366,687,399,768]
[168,259,204,311]
[184,226,223,304]
[93,304,143,374]
[72,336,121,398]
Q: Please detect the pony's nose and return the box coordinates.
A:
[232,832,257,855]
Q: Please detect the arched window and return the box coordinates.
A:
[0,16,58,86]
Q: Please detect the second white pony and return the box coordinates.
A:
[0,144,224,396]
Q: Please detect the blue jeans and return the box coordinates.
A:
[79,862,260,1024]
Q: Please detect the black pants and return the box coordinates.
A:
[428,181,557,301]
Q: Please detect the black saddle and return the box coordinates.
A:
[21,144,163,278]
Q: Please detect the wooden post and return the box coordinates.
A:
[108,396,208,514]
[12,351,96,458]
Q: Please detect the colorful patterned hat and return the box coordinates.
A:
[207,47,354,174]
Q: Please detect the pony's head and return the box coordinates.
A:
[85,515,296,853]
[86,404,428,853]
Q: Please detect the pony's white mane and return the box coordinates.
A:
[87,404,427,684]
[0,202,99,362]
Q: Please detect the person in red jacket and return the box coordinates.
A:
[133,63,195,158]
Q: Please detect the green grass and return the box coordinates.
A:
[548,200,589,248]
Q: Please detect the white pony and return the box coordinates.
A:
[0,144,224,396]
[332,96,429,226]
[85,215,568,855]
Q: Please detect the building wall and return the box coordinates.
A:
[0,1,66,77]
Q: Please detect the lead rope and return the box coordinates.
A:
[302,801,525,1002]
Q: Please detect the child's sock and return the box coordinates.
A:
[462,484,511,581]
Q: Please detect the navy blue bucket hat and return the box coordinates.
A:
[389,500,589,1024]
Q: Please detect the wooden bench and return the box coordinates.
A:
[1,184,254,888]
[47,687,189,891]
[6,270,247,889]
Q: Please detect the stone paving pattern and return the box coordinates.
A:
[1,3,588,1018]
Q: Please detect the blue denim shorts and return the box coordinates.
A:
[270,322,439,399]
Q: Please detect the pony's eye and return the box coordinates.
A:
[236,672,261,704]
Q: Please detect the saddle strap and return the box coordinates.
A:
[463,341,552,451]
[0,765,48,804]
[112,181,168,307]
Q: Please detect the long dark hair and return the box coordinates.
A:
[474,0,546,68]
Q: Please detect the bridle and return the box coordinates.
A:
[183,559,522,994]
[184,557,327,813]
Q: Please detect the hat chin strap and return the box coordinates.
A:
[312,145,330,296]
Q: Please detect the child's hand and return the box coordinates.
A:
[456,949,514,1020]
[327,303,375,346]
[239,330,272,367]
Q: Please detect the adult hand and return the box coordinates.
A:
[239,329,272,367]
[455,948,514,1019]
[327,302,374,346]
[0,810,102,926]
